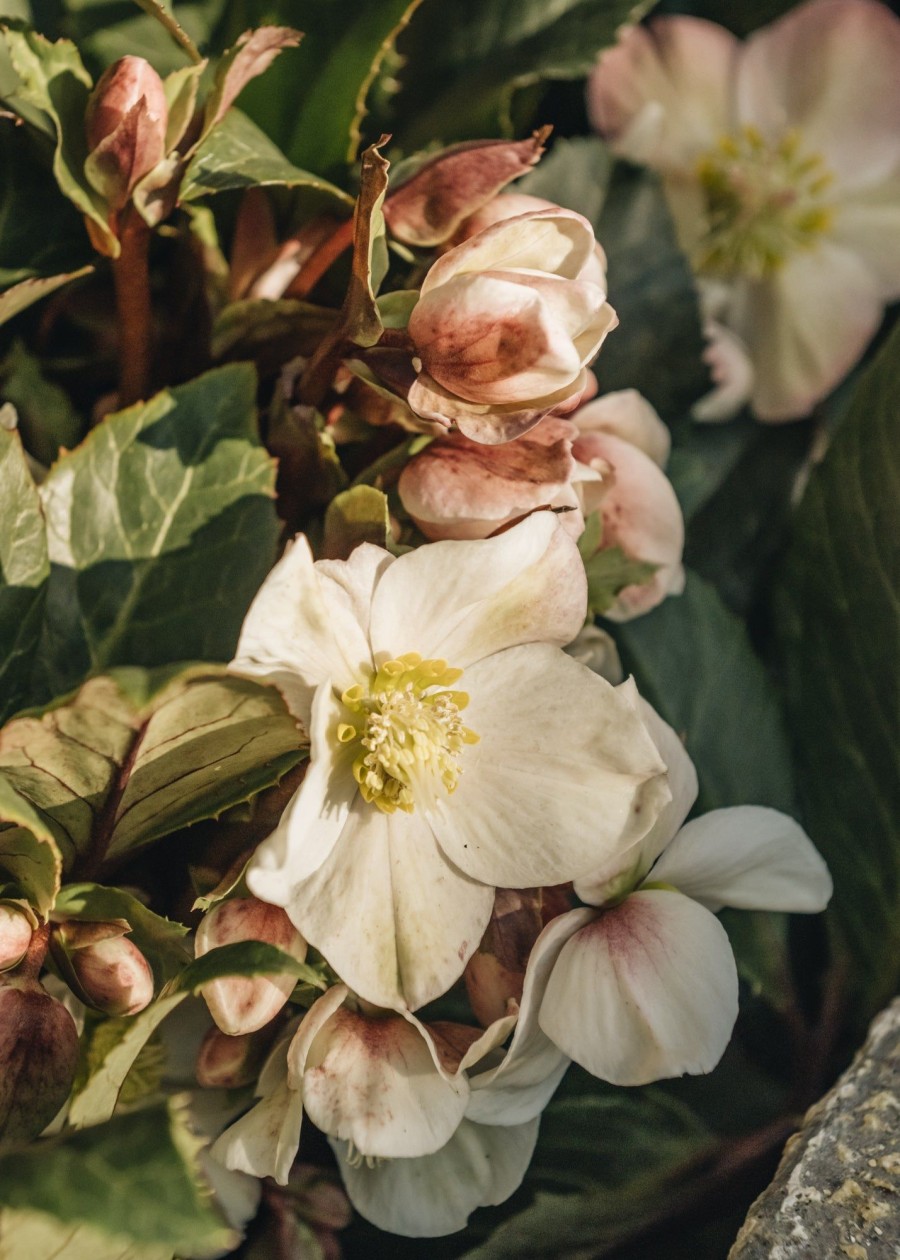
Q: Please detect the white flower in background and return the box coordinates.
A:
[589,0,900,421]
[230,513,670,1013]
[407,208,618,444]
[529,699,833,1084]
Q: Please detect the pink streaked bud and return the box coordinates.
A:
[85,56,168,208]
[196,1025,268,1089]
[70,935,154,1016]
[196,897,307,1036]
[0,905,33,972]
[464,889,543,1027]
[0,977,79,1141]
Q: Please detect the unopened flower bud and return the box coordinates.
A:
[196,898,307,1035]
[85,56,168,208]
[464,889,543,1027]
[0,905,33,972]
[70,935,154,1016]
[0,977,79,1141]
[196,1025,271,1089]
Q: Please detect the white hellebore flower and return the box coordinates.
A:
[589,0,900,420]
[407,208,618,444]
[530,699,833,1084]
[229,513,670,1013]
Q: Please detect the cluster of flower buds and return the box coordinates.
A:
[50,918,154,1017]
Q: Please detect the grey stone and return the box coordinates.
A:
[729,998,900,1260]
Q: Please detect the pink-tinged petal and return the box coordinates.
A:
[230,535,377,728]
[407,370,582,442]
[572,389,671,465]
[574,430,686,620]
[575,686,698,905]
[737,0,900,191]
[539,891,738,1084]
[296,1001,468,1158]
[588,18,738,171]
[649,806,832,913]
[246,685,358,904]
[692,318,755,423]
[212,1028,305,1185]
[333,1117,539,1237]
[397,419,578,542]
[431,645,671,888]
[423,208,598,290]
[832,176,900,302]
[369,512,587,668]
[283,806,493,1012]
[728,241,883,420]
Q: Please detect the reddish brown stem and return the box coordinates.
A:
[112,207,153,406]
[17,923,51,981]
[284,217,355,300]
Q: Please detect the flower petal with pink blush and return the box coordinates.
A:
[368,512,587,670]
[538,891,738,1085]
[649,806,833,914]
[397,419,578,542]
[728,240,883,420]
[333,1117,540,1237]
[574,430,685,620]
[692,317,755,423]
[737,0,900,191]
[588,18,738,172]
[573,389,671,465]
[832,174,900,302]
[230,534,377,728]
[423,209,599,290]
[246,685,358,905]
[575,689,698,906]
[296,1001,468,1158]
[429,645,671,888]
[280,805,493,1012]
[408,367,600,443]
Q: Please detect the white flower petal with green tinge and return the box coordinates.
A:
[833,176,900,302]
[282,806,493,1012]
[211,1075,303,1186]
[422,209,597,290]
[538,891,738,1085]
[368,512,587,669]
[333,1116,540,1237]
[430,646,671,888]
[648,805,833,913]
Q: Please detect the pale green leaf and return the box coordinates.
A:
[0,1209,173,1260]
[0,267,93,329]
[0,773,62,918]
[322,486,390,560]
[53,883,190,986]
[0,426,48,722]
[584,547,658,616]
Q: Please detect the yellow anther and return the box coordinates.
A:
[336,723,357,743]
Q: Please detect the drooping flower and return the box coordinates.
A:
[529,698,833,1084]
[229,513,670,1012]
[407,208,618,443]
[589,0,900,420]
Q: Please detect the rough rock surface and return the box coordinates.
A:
[729,998,900,1260]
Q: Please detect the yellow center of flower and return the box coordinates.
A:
[695,126,834,278]
[338,653,479,814]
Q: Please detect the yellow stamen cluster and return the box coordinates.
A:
[695,126,834,278]
[338,653,479,815]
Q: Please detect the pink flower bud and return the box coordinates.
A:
[0,905,33,972]
[70,935,154,1016]
[85,56,168,208]
[464,889,543,1027]
[196,1026,267,1089]
[407,208,617,444]
[0,977,79,1141]
[196,898,306,1036]
[573,389,672,466]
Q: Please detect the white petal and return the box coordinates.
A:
[648,805,833,913]
[431,645,670,888]
[368,512,587,669]
[230,534,376,728]
[333,1117,539,1237]
[423,208,597,290]
[246,685,357,904]
[539,891,738,1085]
[211,1035,303,1187]
[572,389,671,466]
[407,370,580,443]
[692,318,756,424]
[737,0,900,191]
[728,242,883,420]
[297,1003,468,1158]
[283,805,493,1011]
[832,176,900,302]
[575,689,698,905]
[588,18,738,171]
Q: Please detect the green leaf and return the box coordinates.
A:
[397,0,651,146]
[129,0,203,65]
[612,570,796,816]
[0,773,62,918]
[180,108,353,206]
[322,486,390,560]
[0,266,93,329]
[584,547,658,616]
[211,297,337,372]
[0,426,48,723]
[0,666,303,880]
[0,1208,173,1260]
[1,340,83,465]
[0,25,116,255]
[0,1099,234,1252]
[37,363,279,695]
[53,884,190,986]
[775,325,900,1021]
